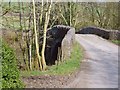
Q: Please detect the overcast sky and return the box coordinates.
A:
[2,0,120,2]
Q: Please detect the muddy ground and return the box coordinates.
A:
[22,70,80,88]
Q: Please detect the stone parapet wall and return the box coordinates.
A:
[61,27,75,60]
[76,26,120,40]
[109,30,120,40]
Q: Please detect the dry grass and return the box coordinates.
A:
[2,29,25,66]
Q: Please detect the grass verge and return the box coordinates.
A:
[21,42,84,76]
[111,40,120,45]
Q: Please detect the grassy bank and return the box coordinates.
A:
[21,42,84,76]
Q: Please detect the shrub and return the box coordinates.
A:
[1,41,24,88]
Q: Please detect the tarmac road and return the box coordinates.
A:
[65,34,119,88]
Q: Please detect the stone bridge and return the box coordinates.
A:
[44,25,75,65]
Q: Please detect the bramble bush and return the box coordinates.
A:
[1,41,24,88]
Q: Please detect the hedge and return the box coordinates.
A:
[1,41,24,88]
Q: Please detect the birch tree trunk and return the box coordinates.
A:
[41,0,52,70]
[69,2,72,26]
[40,0,43,26]
[28,5,32,70]
[32,0,42,70]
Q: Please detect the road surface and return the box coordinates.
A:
[65,34,119,88]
